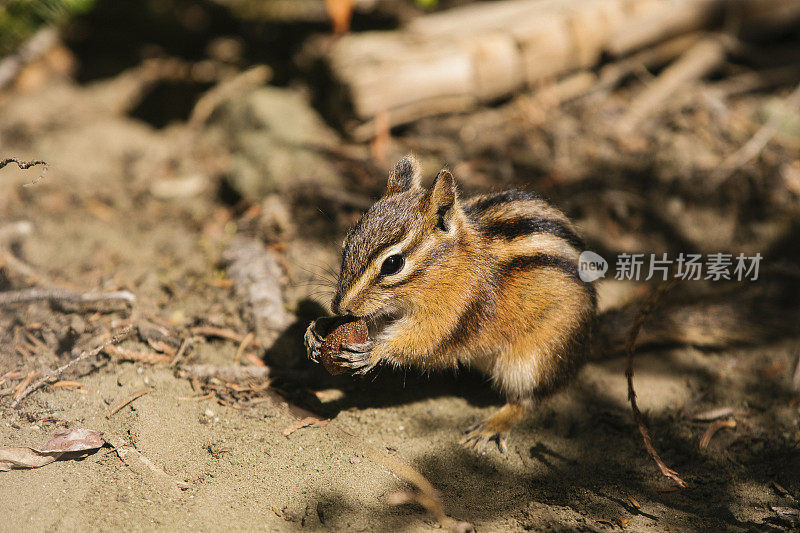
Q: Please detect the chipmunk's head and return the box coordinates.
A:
[332,155,464,318]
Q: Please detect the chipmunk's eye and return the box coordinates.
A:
[380,254,404,276]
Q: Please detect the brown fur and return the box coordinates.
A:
[332,156,597,449]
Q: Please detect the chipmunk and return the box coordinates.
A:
[306,155,596,453]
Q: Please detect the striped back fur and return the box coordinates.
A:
[332,156,597,389]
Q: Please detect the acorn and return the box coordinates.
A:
[319,318,368,375]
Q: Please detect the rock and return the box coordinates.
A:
[211,86,343,198]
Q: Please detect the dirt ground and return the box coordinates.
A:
[2,4,800,531]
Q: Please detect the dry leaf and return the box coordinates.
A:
[0,447,57,471]
[626,493,640,509]
[0,428,104,472]
[38,428,105,453]
[324,0,355,34]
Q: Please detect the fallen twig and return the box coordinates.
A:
[105,345,171,365]
[333,426,473,532]
[10,326,135,408]
[617,36,726,134]
[708,65,800,98]
[222,236,295,357]
[234,332,254,365]
[169,338,192,368]
[52,380,83,389]
[12,371,37,401]
[0,158,48,186]
[189,326,246,343]
[105,434,182,498]
[177,364,273,383]
[108,388,151,417]
[711,80,800,187]
[698,418,736,449]
[188,65,270,129]
[282,415,329,437]
[770,506,800,528]
[516,446,530,468]
[0,288,136,307]
[625,279,687,488]
[593,33,700,96]
[0,248,52,286]
[177,393,214,401]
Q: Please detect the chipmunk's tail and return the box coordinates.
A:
[591,270,800,359]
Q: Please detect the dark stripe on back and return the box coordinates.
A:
[501,253,597,307]
[435,253,594,354]
[481,216,585,251]
[436,289,497,353]
[502,253,580,281]
[464,190,541,214]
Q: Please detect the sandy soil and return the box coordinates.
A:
[1,41,799,533]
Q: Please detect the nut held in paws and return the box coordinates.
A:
[320,318,368,375]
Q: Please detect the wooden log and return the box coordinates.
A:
[315,0,800,137]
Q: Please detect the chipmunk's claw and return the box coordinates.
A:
[304,321,324,362]
[460,421,509,455]
[334,339,376,374]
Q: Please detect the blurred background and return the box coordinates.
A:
[1,1,800,531]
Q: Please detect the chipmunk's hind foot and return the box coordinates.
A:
[460,402,526,454]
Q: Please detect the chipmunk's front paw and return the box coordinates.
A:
[332,340,376,374]
[304,321,325,362]
[460,421,509,455]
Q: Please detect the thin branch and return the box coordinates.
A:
[189,326,245,342]
[0,247,51,285]
[625,278,687,488]
[177,364,273,382]
[187,65,270,129]
[333,425,473,532]
[234,332,254,365]
[711,80,800,188]
[108,388,151,417]
[0,288,136,307]
[616,36,726,134]
[10,326,135,408]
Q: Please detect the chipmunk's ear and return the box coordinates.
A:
[424,169,458,232]
[386,155,422,195]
